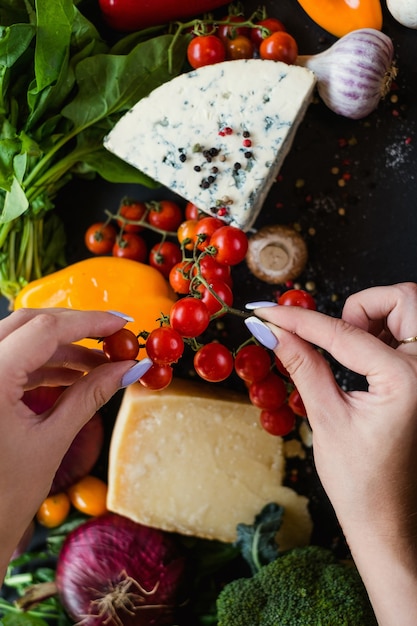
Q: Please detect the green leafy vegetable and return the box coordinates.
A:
[0,0,189,303]
[235,502,284,573]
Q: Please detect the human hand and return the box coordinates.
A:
[0,308,151,576]
[245,283,417,624]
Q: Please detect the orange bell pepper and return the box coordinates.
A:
[296,0,382,38]
[14,256,176,355]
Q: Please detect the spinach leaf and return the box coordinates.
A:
[235,502,284,574]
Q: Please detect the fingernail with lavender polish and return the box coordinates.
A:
[245,301,277,310]
[244,316,279,350]
[121,358,153,387]
[107,310,135,323]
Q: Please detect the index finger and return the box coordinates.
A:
[257,305,397,380]
[0,309,128,382]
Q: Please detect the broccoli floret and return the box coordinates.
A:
[216,545,377,626]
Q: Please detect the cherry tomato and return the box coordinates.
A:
[147,200,183,232]
[194,342,234,382]
[249,372,287,410]
[194,255,232,287]
[177,219,198,251]
[225,35,254,60]
[112,232,147,262]
[277,288,316,310]
[149,241,182,278]
[185,201,201,221]
[117,200,147,232]
[259,31,298,64]
[234,344,271,383]
[67,475,108,517]
[85,222,117,255]
[217,15,250,41]
[194,216,224,251]
[187,34,226,69]
[146,326,184,365]
[288,388,307,418]
[102,328,140,361]
[170,297,210,338]
[36,492,71,528]
[251,17,287,47]
[140,363,173,390]
[260,405,296,436]
[169,260,193,294]
[209,225,248,266]
[197,279,233,316]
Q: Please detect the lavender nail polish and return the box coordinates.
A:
[244,316,278,350]
[245,301,277,310]
[121,358,153,387]
[107,310,135,323]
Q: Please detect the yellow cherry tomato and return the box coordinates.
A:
[177,219,198,251]
[36,492,71,528]
[67,475,108,517]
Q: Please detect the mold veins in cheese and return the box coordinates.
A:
[104,59,316,231]
[107,378,312,549]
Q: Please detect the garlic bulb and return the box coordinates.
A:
[296,28,396,120]
[386,0,417,29]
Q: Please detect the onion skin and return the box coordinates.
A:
[296,28,396,119]
[56,513,186,625]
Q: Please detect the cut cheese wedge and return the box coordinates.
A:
[104,59,316,231]
[107,378,312,548]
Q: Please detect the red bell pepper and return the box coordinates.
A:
[99,0,231,31]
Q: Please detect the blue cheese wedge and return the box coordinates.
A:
[104,59,316,231]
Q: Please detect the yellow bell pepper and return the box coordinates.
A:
[14,256,176,354]
[296,0,382,38]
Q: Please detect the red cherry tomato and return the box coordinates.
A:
[187,34,226,69]
[194,342,234,382]
[197,279,233,316]
[277,289,316,310]
[185,201,201,221]
[259,31,298,64]
[146,326,184,365]
[194,255,232,287]
[225,35,254,60]
[85,222,117,255]
[217,15,250,41]
[140,363,173,390]
[170,297,211,338]
[194,216,224,251]
[147,200,183,232]
[251,17,287,47]
[234,344,271,383]
[102,328,140,361]
[117,200,147,232]
[288,388,307,418]
[149,241,182,278]
[112,233,147,262]
[249,372,287,411]
[260,405,296,436]
[169,260,193,294]
[209,225,248,266]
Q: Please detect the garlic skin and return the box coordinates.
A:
[386,0,417,29]
[296,28,396,120]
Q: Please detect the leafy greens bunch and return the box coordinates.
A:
[0,0,188,303]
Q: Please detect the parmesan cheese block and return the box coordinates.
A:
[104,59,316,231]
[107,378,312,548]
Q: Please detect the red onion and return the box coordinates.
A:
[55,513,186,625]
[296,29,397,119]
[22,386,105,494]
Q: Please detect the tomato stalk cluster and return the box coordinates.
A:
[89,196,313,437]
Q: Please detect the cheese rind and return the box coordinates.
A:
[104,59,316,231]
[107,378,312,547]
